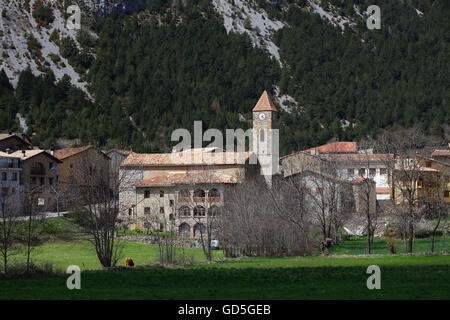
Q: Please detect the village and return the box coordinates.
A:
[0,92,449,252]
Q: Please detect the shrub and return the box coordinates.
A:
[32,0,55,27]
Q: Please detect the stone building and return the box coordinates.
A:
[8,149,62,212]
[119,91,278,235]
[53,145,111,201]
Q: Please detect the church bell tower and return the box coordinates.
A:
[252,91,279,185]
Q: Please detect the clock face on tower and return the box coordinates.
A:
[259,113,266,120]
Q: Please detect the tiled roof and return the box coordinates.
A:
[0,151,20,158]
[133,172,239,187]
[252,90,278,112]
[9,150,61,162]
[304,142,357,154]
[432,150,450,157]
[0,133,32,146]
[53,145,93,160]
[121,148,253,167]
[376,187,391,194]
[320,153,394,162]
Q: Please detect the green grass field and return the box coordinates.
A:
[329,236,448,255]
[1,217,448,300]
[0,255,448,299]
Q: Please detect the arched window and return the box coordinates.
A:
[179,189,190,202]
[260,128,265,142]
[179,223,190,238]
[193,223,206,238]
[194,189,206,202]
[208,188,220,202]
[208,205,219,217]
[179,206,191,217]
[193,205,205,217]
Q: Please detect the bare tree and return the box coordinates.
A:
[217,176,313,257]
[419,172,448,252]
[0,191,21,275]
[138,193,184,266]
[67,152,123,268]
[21,186,46,273]
[376,126,439,253]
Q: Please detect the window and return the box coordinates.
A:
[170,200,174,207]
[425,161,432,168]
[12,172,17,181]
[179,206,190,217]
[369,168,376,176]
[347,168,354,175]
[31,177,36,184]
[444,191,450,198]
[444,176,449,183]
[208,206,219,217]
[194,206,206,217]
[169,214,174,221]
[160,190,164,197]
[49,178,53,185]
[40,177,45,185]
[49,162,54,170]
[160,207,164,214]
[144,190,150,198]
[179,189,190,202]
[128,208,132,216]
[1,172,6,181]
[380,168,387,175]
[8,159,13,168]
[260,128,265,142]
[418,178,423,188]
[194,189,206,202]
[89,167,93,176]
[70,164,73,169]
[208,189,220,202]
[144,207,151,215]
[359,168,365,177]
[1,188,8,197]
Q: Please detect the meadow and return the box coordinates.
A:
[0,217,448,300]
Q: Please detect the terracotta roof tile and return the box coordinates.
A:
[304,142,357,154]
[252,90,278,112]
[133,172,239,187]
[320,153,394,162]
[376,187,391,194]
[121,148,253,167]
[53,145,93,160]
[9,150,62,162]
[432,150,450,157]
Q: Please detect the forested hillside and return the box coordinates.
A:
[0,0,448,154]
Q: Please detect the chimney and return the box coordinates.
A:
[50,147,55,156]
[22,150,26,157]
[8,131,12,135]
